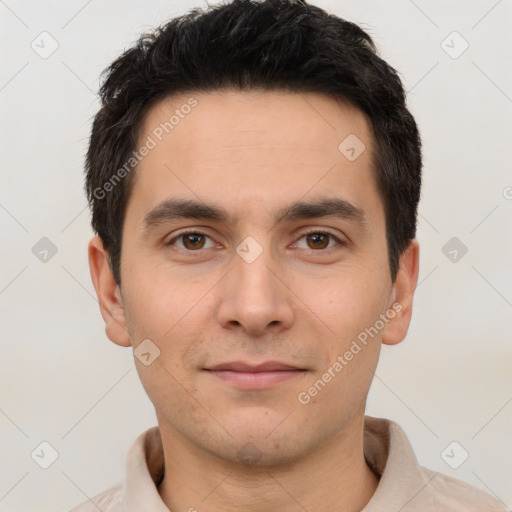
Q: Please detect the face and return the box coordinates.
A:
[89,89,418,466]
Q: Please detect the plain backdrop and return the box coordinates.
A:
[1,1,511,511]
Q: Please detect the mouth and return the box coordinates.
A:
[203,361,307,390]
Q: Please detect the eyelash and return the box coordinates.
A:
[166,228,345,253]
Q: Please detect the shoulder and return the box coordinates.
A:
[363,416,508,511]
[67,482,123,512]
[417,466,508,511]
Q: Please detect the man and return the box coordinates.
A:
[72,0,507,510]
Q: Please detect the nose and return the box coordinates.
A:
[215,242,295,337]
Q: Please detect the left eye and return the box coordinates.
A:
[294,231,342,250]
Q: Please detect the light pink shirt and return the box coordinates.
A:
[69,416,507,511]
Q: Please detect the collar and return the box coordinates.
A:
[121,416,430,511]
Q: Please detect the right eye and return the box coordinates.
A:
[166,231,217,251]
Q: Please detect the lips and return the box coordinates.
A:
[203,361,306,390]
[206,361,303,372]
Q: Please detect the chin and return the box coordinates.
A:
[215,414,315,464]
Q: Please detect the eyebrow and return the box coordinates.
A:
[142,196,367,234]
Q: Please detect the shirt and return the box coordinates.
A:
[68,416,508,511]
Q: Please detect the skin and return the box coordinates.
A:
[88,89,419,512]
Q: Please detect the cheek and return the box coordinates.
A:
[293,265,391,337]
[296,294,384,423]
[122,263,201,338]
[135,358,204,442]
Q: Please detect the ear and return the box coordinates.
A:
[88,236,132,347]
[381,239,420,346]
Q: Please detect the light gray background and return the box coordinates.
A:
[1,1,511,511]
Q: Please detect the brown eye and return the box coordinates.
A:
[181,233,206,250]
[167,231,215,251]
[294,230,343,251]
[306,233,330,250]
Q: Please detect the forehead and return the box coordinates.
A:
[140,89,372,155]
[126,89,380,226]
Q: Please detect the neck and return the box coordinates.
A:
[157,415,379,512]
